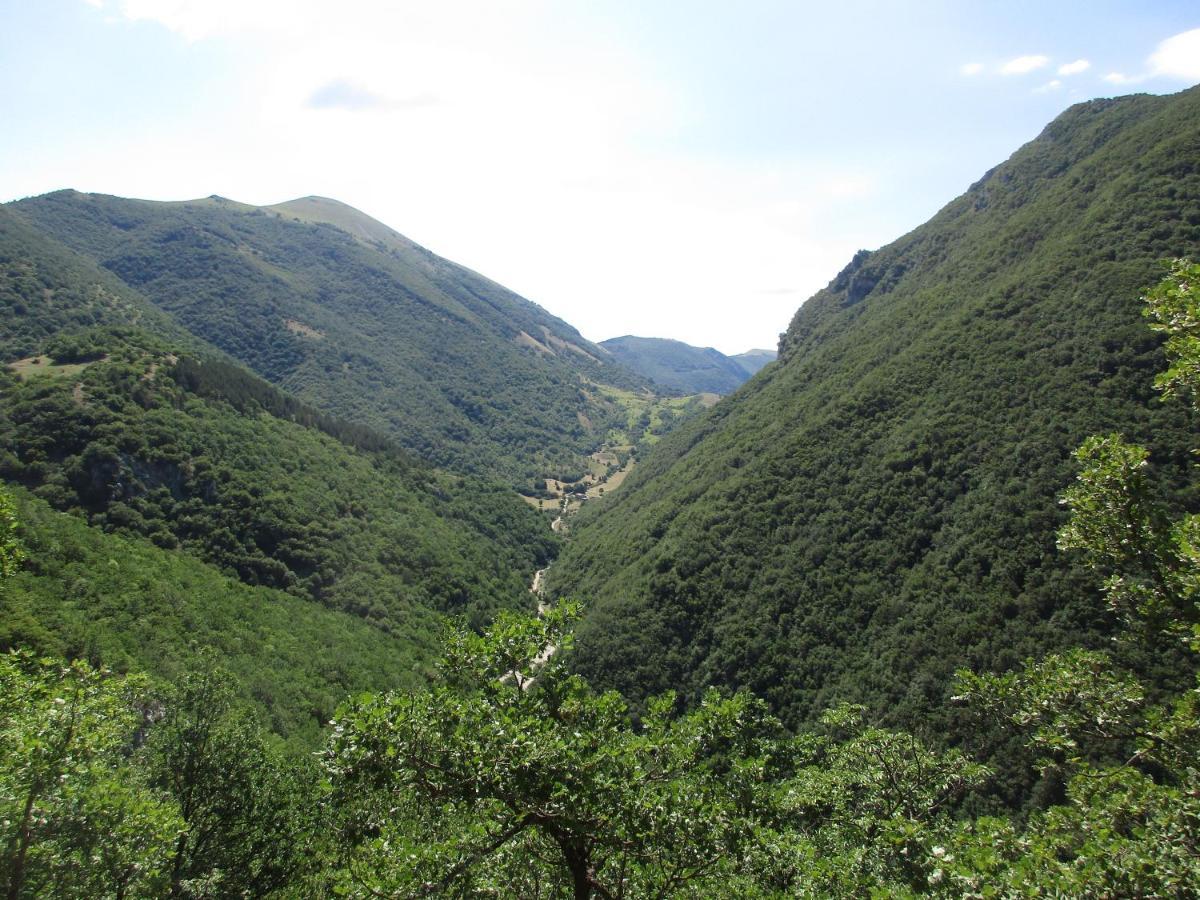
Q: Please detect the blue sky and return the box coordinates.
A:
[2,1,1198,353]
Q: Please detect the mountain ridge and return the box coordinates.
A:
[547,87,1200,758]
[8,189,653,483]
[599,334,770,395]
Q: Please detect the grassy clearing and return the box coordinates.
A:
[514,382,711,518]
[8,355,103,380]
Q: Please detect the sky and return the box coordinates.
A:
[2,2,1199,354]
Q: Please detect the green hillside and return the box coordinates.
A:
[0,331,553,632]
[8,192,650,483]
[0,204,194,359]
[1,213,562,745]
[547,88,1200,742]
[2,487,426,748]
[599,335,755,395]
[730,348,777,376]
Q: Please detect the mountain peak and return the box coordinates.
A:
[267,195,406,246]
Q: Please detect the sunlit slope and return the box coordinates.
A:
[3,487,427,749]
[10,191,650,483]
[548,87,1200,733]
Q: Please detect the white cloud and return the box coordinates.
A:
[1000,54,1049,75]
[1033,79,1062,94]
[1148,28,1200,81]
[1057,59,1090,76]
[959,62,984,76]
[75,0,864,351]
[1094,29,1200,88]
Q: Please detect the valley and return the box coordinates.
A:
[517,385,719,519]
[3,78,1200,897]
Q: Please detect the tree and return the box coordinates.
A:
[325,603,794,898]
[0,489,23,584]
[0,653,181,900]
[143,663,318,898]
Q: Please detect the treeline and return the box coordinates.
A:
[172,354,406,458]
[0,330,555,633]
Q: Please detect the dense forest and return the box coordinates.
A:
[0,331,553,625]
[8,192,654,484]
[547,89,1200,779]
[2,84,1200,896]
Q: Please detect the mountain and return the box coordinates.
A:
[599,335,757,395]
[1,214,560,741]
[7,192,652,483]
[730,348,776,376]
[547,87,1200,749]
[0,204,193,358]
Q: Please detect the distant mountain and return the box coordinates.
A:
[8,192,651,483]
[599,335,758,395]
[730,348,776,376]
[548,86,1200,771]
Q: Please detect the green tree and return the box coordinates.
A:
[143,663,318,898]
[326,603,793,898]
[0,489,22,584]
[0,653,181,899]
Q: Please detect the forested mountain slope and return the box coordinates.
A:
[0,204,193,358]
[599,335,756,395]
[0,332,552,632]
[1,216,559,741]
[8,192,650,483]
[3,487,430,748]
[548,87,1200,738]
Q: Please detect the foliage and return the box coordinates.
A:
[0,205,192,362]
[8,193,654,484]
[144,664,320,898]
[325,605,796,898]
[1,487,443,748]
[0,488,22,583]
[1057,257,1200,646]
[927,259,1200,895]
[0,652,181,899]
[548,88,1200,797]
